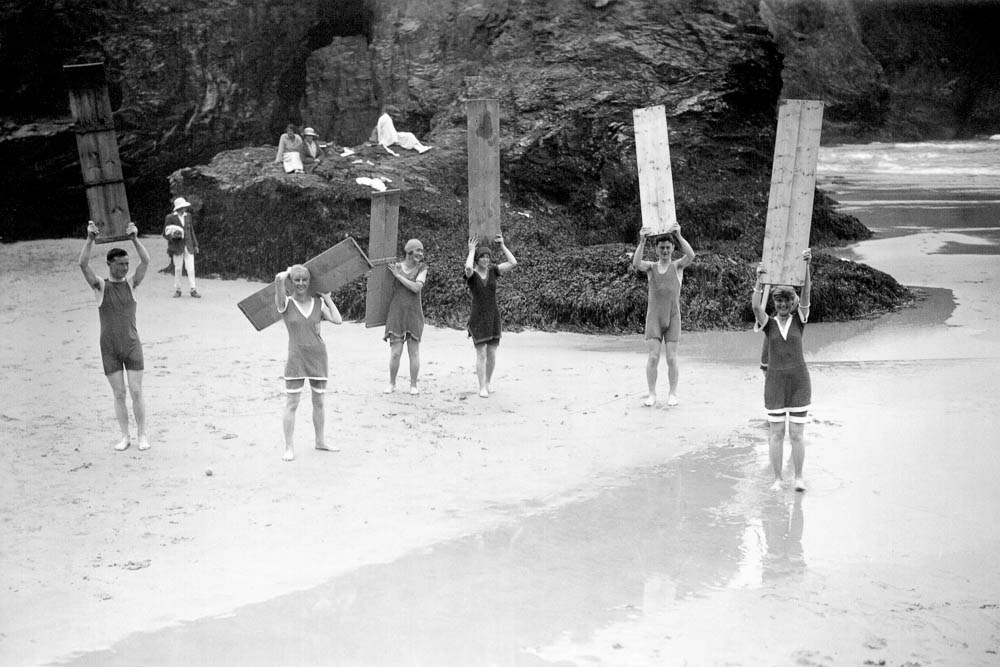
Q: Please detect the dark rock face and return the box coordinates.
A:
[762,0,1000,142]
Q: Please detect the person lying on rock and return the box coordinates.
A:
[369,105,432,155]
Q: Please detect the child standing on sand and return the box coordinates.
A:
[751,249,813,491]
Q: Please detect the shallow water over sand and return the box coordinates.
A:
[51,142,1000,666]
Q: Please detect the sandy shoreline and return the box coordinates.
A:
[2,233,999,666]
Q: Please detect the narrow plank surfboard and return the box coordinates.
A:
[467,99,501,240]
[761,99,824,286]
[633,105,677,236]
[64,62,132,243]
[237,237,372,331]
[364,190,401,328]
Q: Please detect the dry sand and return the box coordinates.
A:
[2,233,999,666]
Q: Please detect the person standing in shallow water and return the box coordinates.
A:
[383,239,428,395]
[632,226,696,407]
[274,265,342,461]
[752,249,813,492]
[79,220,151,452]
[464,234,518,398]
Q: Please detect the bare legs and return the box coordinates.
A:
[284,381,335,460]
[643,339,679,406]
[475,342,498,397]
[387,339,421,393]
[769,418,806,491]
[106,370,147,451]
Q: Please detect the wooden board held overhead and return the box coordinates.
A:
[364,190,401,328]
[237,237,373,331]
[64,62,131,243]
[761,99,824,286]
[633,105,677,236]
[467,99,500,240]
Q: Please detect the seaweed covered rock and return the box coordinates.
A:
[172,143,908,333]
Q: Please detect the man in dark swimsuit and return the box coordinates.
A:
[79,221,151,452]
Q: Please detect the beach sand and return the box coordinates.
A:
[2,233,999,666]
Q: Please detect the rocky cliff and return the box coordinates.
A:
[0,0,910,332]
[762,0,1000,142]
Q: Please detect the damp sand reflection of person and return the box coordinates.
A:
[761,494,805,580]
[274,265,342,461]
[464,234,517,398]
[383,239,428,395]
[752,249,813,491]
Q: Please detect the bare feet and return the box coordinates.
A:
[282,448,295,461]
[666,394,679,406]
[794,477,806,492]
[479,388,489,398]
[409,385,420,395]
[315,442,341,453]
[383,384,395,394]
[643,395,656,407]
[114,436,130,451]
[137,436,150,451]
[486,383,493,394]
[769,478,783,491]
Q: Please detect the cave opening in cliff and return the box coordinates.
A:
[273,0,375,136]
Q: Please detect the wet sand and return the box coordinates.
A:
[2,231,999,666]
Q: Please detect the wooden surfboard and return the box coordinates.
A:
[761,99,824,286]
[364,190,401,328]
[64,62,131,243]
[467,99,501,240]
[633,105,678,236]
[236,237,372,331]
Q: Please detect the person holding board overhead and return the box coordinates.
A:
[632,225,696,407]
[464,234,517,398]
[752,249,813,492]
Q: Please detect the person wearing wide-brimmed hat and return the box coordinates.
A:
[382,238,428,395]
[752,249,813,492]
[300,127,326,171]
[163,196,200,298]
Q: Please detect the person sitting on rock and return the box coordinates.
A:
[369,105,431,155]
[300,127,327,172]
[275,124,304,173]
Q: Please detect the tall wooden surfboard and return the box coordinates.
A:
[633,105,677,236]
[762,99,824,286]
[467,99,500,240]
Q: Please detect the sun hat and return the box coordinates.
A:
[303,127,318,137]
[173,197,192,211]
[404,239,424,253]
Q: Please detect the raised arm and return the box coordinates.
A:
[632,227,653,272]
[674,226,696,269]
[798,248,812,321]
[464,236,478,278]
[274,269,290,311]
[751,263,769,327]
[128,223,151,287]
[388,262,427,294]
[318,292,343,324]
[78,221,101,289]
[495,234,517,274]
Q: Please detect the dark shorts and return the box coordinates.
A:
[101,342,144,376]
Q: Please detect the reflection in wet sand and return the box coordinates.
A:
[55,445,772,667]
